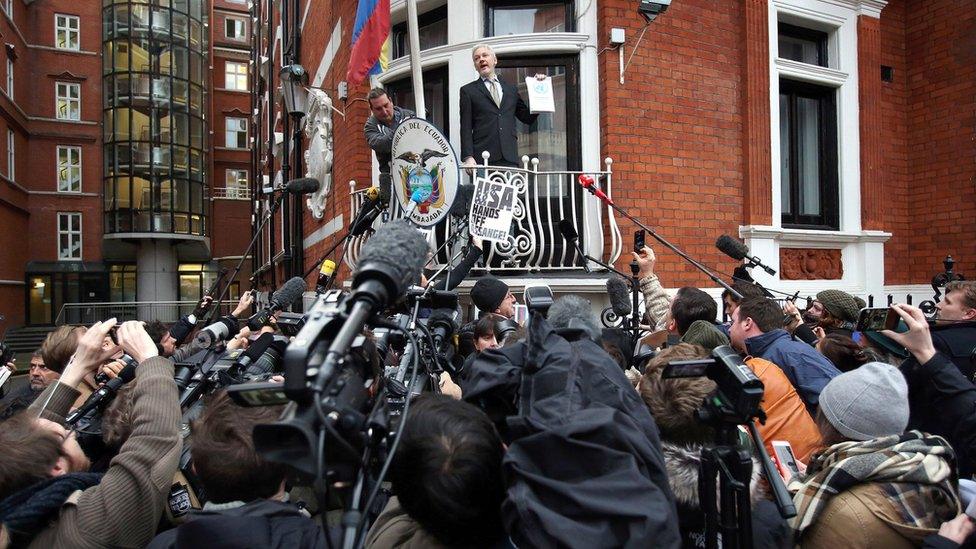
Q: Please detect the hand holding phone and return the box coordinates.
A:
[772,440,801,483]
[856,307,899,332]
[634,229,646,254]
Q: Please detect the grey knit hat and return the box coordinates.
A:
[819,361,909,441]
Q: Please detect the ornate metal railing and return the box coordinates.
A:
[344,156,622,273]
[212,186,251,200]
[54,301,236,326]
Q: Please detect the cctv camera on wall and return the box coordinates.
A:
[638,0,671,22]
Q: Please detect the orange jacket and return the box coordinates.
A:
[746,356,821,462]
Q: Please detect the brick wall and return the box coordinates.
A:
[598,0,746,285]
[902,0,976,282]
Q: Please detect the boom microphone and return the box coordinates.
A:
[247,277,308,331]
[558,219,579,242]
[66,356,138,424]
[285,178,321,194]
[715,235,777,276]
[194,316,241,349]
[606,276,633,317]
[352,220,429,310]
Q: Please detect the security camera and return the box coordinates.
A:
[637,0,671,22]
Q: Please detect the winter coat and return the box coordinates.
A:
[744,329,841,414]
[929,320,976,381]
[800,483,945,548]
[464,318,681,548]
[902,351,976,477]
[746,357,821,462]
[662,442,792,549]
[639,274,672,331]
[365,497,448,549]
[147,499,328,549]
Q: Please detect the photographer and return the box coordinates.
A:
[366,394,506,548]
[0,319,181,548]
[887,302,976,477]
[147,291,255,361]
[148,390,326,549]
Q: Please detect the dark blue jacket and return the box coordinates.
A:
[744,329,840,414]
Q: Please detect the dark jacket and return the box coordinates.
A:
[148,499,327,549]
[464,318,681,548]
[902,351,976,477]
[364,106,415,173]
[744,329,841,414]
[459,76,537,166]
[929,320,976,380]
[14,357,181,548]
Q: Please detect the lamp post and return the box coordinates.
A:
[280,64,308,120]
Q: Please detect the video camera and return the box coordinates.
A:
[662,344,764,425]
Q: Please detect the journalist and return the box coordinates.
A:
[148,390,327,549]
[0,351,56,418]
[0,319,181,548]
[146,291,254,361]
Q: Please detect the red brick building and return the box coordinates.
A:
[0,0,253,332]
[251,0,973,312]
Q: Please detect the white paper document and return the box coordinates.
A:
[525,76,555,114]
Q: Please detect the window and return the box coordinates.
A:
[225,117,247,148]
[57,212,82,260]
[108,264,137,303]
[224,61,248,91]
[225,18,245,40]
[6,130,13,181]
[386,67,449,139]
[5,58,11,99]
[225,169,248,197]
[779,79,838,229]
[486,1,575,36]
[55,14,80,51]
[57,146,82,192]
[778,23,828,67]
[392,6,447,59]
[56,82,80,120]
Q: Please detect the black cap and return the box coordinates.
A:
[471,276,509,313]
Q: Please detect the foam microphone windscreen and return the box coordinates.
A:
[285,178,320,194]
[558,219,579,242]
[606,276,632,316]
[353,219,429,303]
[715,235,749,261]
[548,295,602,341]
[270,277,307,311]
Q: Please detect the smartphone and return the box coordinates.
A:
[634,229,646,253]
[856,307,899,332]
[772,440,801,483]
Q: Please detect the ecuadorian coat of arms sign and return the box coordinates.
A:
[391,117,459,228]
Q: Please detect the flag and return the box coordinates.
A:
[346,0,390,85]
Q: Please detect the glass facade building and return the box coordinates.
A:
[102,0,208,236]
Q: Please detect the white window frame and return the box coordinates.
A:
[225,169,248,198]
[5,58,11,99]
[56,82,81,120]
[225,117,247,149]
[55,14,80,51]
[224,61,248,91]
[57,212,82,260]
[225,17,246,41]
[4,0,11,18]
[6,130,13,181]
[57,145,82,193]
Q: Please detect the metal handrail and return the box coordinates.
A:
[344,156,621,272]
[54,300,236,326]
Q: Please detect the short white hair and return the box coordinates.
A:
[471,43,495,57]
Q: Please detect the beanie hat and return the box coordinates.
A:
[680,320,730,351]
[471,277,509,313]
[819,361,909,441]
[816,290,860,323]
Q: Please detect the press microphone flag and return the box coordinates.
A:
[578,174,613,205]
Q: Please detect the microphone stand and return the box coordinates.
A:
[211,191,287,320]
[579,180,743,301]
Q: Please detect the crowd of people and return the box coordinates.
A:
[0,241,974,548]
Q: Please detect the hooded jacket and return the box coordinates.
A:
[463,318,681,548]
[147,499,327,549]
[744,329,841,414]
[662,442,791,549]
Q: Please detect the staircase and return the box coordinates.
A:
[3,326,57,354]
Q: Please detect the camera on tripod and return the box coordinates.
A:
[662,345,764,425]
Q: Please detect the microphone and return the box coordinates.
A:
[606,276,632,317]
[194,316,241,349]
[230,332,276,376]
[449,183,475,217]
[715,235,777,276]
[349,187,382,236]
[428,308,460,354]
[548,295,602,341]
[402,189,426,217]
[284,178,321,194]
[558,219,579,243]
[66,355,138,425]
[578,174,613,205]
[351,219,429,310]
[316,259,337,294]
[247,276,308,331]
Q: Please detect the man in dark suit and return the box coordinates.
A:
[460,44,546,169]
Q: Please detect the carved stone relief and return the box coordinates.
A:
[303,89,334,219]
[780,248,843,280]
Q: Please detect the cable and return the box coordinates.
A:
[354,325,420,547]
[623,22,651,73]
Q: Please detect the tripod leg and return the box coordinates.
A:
[700,448,720,549]
[733,447,754,549]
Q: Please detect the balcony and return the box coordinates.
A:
[212,186,250,200]
[344,157,622,274]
